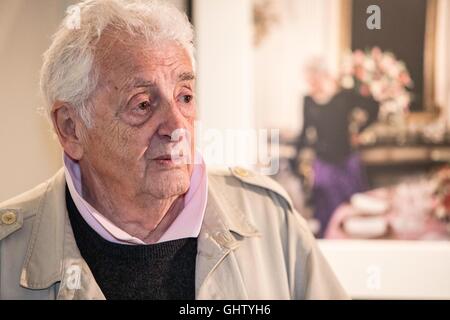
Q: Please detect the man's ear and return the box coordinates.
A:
[51,102,85,160]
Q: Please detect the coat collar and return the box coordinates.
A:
[18,167,260,299]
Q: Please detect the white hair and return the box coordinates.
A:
[40,0,195,127]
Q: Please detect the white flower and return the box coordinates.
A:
[341,76,354,89]
[381,100,399,114]
[388,63,401,78]
[363,56,376,72]
[395,93,410,109]
[370,81,383,99]
[380,54,395,71]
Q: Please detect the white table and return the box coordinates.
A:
[318,239,450,299]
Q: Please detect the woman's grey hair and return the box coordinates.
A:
[40,0,195,127]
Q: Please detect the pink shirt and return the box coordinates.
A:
[63,152,208,245]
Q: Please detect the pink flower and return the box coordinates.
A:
[399,72,412,87]
[353,50,365,65]
[355,66,365,81]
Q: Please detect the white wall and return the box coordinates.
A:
[0,0,67,202]
[194,0,254,131]
[194,0,255,166]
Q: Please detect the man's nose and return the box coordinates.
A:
[157,102,187,141]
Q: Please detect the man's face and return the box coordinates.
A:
[80,37,196,200]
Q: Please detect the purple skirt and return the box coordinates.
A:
[312,153,367,237]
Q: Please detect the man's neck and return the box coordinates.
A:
[80,168,185,244]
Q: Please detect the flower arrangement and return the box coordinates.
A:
[339,47,414,121]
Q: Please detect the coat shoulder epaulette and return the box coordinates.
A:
[209,166,294,211]
[0,179,49,241]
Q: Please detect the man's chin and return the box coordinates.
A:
[143,168,191,197]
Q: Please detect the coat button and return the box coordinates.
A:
[1,211,17,225]
[214,231,235,248]
[233,167,250,177]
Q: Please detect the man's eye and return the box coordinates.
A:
[180,95,193,104]
[135,101,153,113]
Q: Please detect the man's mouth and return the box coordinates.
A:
[153,155,173,161]
[151,154,184,167]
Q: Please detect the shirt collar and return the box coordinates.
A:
[63,151,208,245]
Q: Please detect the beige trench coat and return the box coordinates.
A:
[0,166,348,300]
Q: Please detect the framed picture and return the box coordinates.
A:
[252,0,450,243]
[340,0,439,115]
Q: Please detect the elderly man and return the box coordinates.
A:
[0,0,347,300]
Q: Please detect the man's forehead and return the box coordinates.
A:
[98,33,190,62]
[96,46,194,90]
[101,48,190,71]
[96,32,193,81]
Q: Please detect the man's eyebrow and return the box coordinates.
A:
[178,72,195,82]
[120,74,193,90]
